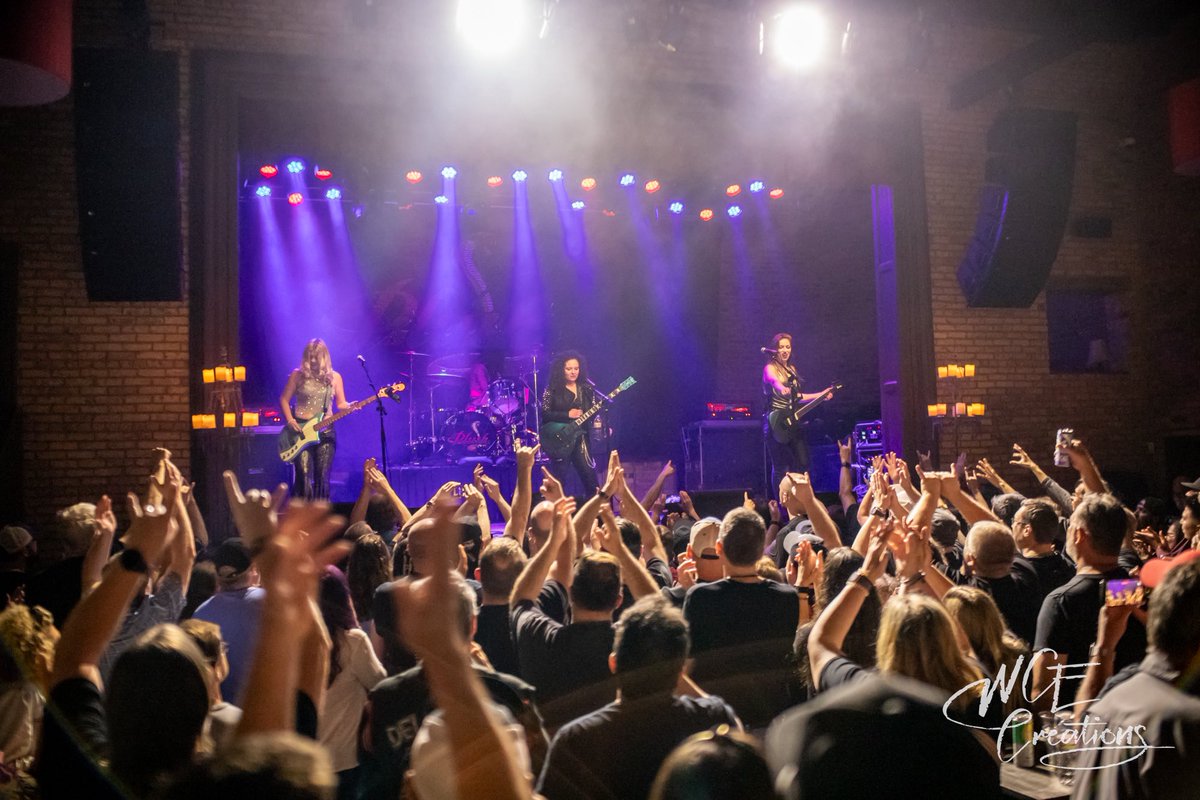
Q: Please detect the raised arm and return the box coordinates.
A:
[809,521,888,687]
[1063,438,1109,496]
[618,466,670,565]
[596,504,658,600]
[504,446,539,544]
[938,468,1000,525]
[475,465,511,523]
[511,496,571,605]
[80,494,117,598]
[1073,604,1133,720]
[788,472,842,553]
[905,469,942,535]
[837,437,857,513]
[976,458,1017,495]
[640,460,675,510]
[549,498,577,589]
[349,458,377,526]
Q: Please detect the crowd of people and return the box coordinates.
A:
[0,437,1198,799]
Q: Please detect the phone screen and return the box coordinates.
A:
[1104,578,1143,607]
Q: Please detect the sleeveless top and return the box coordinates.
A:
[763,363,802,412]
[293,372,332,420]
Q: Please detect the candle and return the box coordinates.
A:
[936,403,947,417]
[191,414,205,429]
[976,403,985,416]
[964,364,976,377]
[203,414,217,429]
[966,404,979,417]
[234,366,246,382]
[927,404,939,417]
[223,412,237,428]
[214,366,228,382]
[955,402,967,417]
[242,411,259,427]
[937,366,948,379]
[202,369,215,384]
[947,364,959,377]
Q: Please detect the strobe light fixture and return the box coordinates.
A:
[456,0,534,56]
[760,4,829,71]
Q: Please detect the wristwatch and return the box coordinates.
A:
[117,548,149,574]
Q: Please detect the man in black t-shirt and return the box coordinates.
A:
[1012,497,1075,596]
[538,596,739,800]
[963,521,1043,644]
[473,537,526,676]
[684,508,800,729]
[1032,494,1147,712]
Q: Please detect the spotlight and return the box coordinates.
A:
[456,0,532,56]
[287,192,304,205]
[728,205,742,217]
[749,181,765,193]
[769,188,785,199]
[726,184,742,197]
[602,209,617,217]
[259,164,278,178]
[325,188,342,200]
[441,166,458,179]
[315,168,333,180]
[255,186,272,198]
[581,177,597,191]
[406,171,423,184]
[619,173,635,187]
[699,208,714,221]
[512,169,528,182]
[571,200,585,210]
[434,195,449,204]
[548,169,563,182]
[487,176,503,187]
[644,180,661,194]
[286,160,305,174]
[761,5,829,71]
[668,201,684,215]
[353,206,364,218]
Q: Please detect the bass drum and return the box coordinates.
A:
[439,412,497,460]
[487,378,525,420]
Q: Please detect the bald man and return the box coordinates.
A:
[963,521,1042,644]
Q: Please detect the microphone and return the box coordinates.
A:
[357,354,366,364]
[760,347,778,354]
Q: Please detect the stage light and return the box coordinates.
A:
[619,173,636,187]
[456,0,532,56]
[726,184,741,197]
[769,188,785,199]
[259,164,278,178]
[287,192,304,205]
[668,201,684,215]
[644,179,661,194]
[286,160,305,174]
[749,180,765,193]
[434,195,449,204]
[548,169,563,182]
[761,5,829,71]
[255,186,272,198]
[571,200,585,210]
[441,166,458,179]
[406,171,423,184]
[602,209,617,217]
[699,208,714,221]
[315,168,333,180]
[728,205,742,217]
[353,206,364,218]
[325,188,342,200]
[487,176,503,187]
[512,169,528,182]
[581,177,597,191]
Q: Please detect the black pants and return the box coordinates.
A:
[294,428,335,500]
[549,438,599,500]
[765,418,808,497]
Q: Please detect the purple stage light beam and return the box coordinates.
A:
[507,173,546,357]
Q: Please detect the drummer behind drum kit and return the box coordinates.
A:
[400,350,545,463]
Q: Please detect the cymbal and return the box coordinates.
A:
[426,371,466,381]
[397,350,430,357]
[430,352,481,370]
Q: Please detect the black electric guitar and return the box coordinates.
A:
[767,382,843,444]
[278,381,405,463]
[539,377,636,459]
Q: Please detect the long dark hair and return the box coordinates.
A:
[318,566,358,686]
[347,534,392,624]
[548,350,589,393]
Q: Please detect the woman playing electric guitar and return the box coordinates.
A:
[762,332,831,491]
[540,350,600,499]
[280,338,351,500]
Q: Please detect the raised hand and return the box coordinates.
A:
[363,457,378,490]
[124,473,181,562]
[257,499,347,634]
[837,436,854,465]
[595,503,624,555]
[975,458,1004,488]
[768,499,781,524]
[679,490,695,514]
[540,466,564,502]
[742,491,755,510]
[94,494,117,540]
[885,451,900,478]
[223,470,288,551]
[964,468,982,497]
[606,450,622,488]
[1009,443,1037,471]
[461,483,484,511]
[392,501,467,662]
[515,443,540,473]
[676,556,698,589]
[793,539,824,590]
[432,481,461,505]
[861,519,891,583]
[551,496,576,546]
[659,460,675,479]
[602,465,626,498]
[871,454,884,475]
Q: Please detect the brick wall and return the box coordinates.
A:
[3,1,1197,526]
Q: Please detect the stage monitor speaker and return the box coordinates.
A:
[74,48,181,301]
[956,108,1076,308]
[682,420,765,493]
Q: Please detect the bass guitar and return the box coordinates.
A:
[539,377,636,459]
[278,381,406,463]
[767,382,843,444]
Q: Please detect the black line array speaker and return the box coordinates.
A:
[74,48,181,301]
[956,108,1077,308]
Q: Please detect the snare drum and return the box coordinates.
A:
[439,412,497,459]
[487,378,524,419]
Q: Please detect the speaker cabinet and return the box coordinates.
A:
[957,109,1077,308]
[74,48,181,301]
[682,421,765,493]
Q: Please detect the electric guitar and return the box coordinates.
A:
[767,382,843,444]
[278,381,406,463]
[539,377,636,459]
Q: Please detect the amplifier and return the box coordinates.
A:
[853,420,884,452]
[682,420,766,493]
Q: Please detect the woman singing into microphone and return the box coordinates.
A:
[540,350,600,498]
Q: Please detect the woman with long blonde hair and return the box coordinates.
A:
[943,586,1029,693]
[280,338,350,499]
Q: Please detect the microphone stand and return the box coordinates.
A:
[359,356,389,477]
[586,379,612,403]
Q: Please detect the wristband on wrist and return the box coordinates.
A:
[117,547,149,574]
[850,571,874,593]
[841,462,853,469]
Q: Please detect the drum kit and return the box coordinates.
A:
[398,349,543,463]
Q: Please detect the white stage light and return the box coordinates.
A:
[456,0,532,56]
[761,5,828,71]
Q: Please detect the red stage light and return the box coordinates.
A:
[487,176,503,187]
[602,208,617,217]
[581,177,597,191]
[287,192,304,205]
[726,184,741,197]
[406,171,423,184]
[699,209,714,221]
[259,165,278,178]
[315,168,332,180]
[769,188,785,199]
[644,179,661,194]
